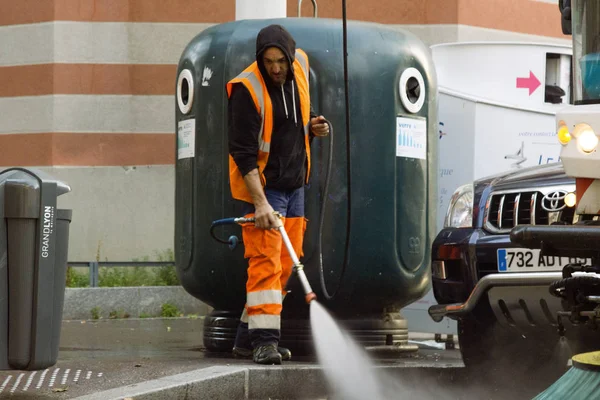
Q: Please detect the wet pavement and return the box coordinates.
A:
[0,318,567,399]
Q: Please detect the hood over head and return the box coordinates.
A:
[256,24,296,82]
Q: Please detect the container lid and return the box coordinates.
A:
[0,168,71,196]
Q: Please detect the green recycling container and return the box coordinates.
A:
[174,17,438,352]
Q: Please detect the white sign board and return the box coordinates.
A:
[396,117,427,160]
[177,119,195,160]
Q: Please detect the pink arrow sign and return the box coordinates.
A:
[516,71,541,95]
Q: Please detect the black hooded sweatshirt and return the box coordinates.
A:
[228,24,316,192]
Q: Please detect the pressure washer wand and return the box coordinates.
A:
[276,224,317,304]
[210,215,317,304]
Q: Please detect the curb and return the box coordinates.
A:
[70,355,464,400]
[73,365,329,400]
[63,286,211,320]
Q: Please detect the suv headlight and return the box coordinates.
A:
[444,184,474,228]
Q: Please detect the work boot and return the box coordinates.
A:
[252,344,282,365]
[233,346,292,361]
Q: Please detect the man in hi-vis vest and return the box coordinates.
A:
[227,24,329,365]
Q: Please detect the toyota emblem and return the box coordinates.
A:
[541,190,568,212]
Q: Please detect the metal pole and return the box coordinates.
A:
[91,261,99,288]
[277,226,316,302]
[278,226,301,266]
[88,262,94,287]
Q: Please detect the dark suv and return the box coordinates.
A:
[427,162,599,373]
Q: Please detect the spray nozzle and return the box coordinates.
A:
[557,314,566,337]
[292,262,317,303]
[305,292,317,304]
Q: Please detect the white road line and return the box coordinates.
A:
[10,373,24,393]
[23,371,37,391]
[0,375,13,394]
[49,368,60,387]
[61,369,71,385]
[36,369,49,389]
[74,370,82,383]
[97,372,103,378]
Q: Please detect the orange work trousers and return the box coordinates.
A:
[240,187,307,346]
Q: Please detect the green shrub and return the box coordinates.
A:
[99,266,152,287]
[161,303,180,318]
[90,307,101,320]
[66,266,89,288]
[155,249,179,286]
[65,248,180,288]
[155,265,179,286]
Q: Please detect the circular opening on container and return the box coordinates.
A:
[177,69,194,115]
[399,68,425,114]
[406,77,421,104]
[181,79,190,106]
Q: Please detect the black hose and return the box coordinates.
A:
[317,0,352,300]
[317,120,336,299]
[341,0,352,278]
[210,218,238,245]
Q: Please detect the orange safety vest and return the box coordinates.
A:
[226,49,312,203]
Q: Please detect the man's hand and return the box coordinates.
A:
[254,203,282,230]
[242,169,281,230]
[310,115,330,137]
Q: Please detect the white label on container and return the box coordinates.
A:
[396,117,427,160]
[177,119,195,160]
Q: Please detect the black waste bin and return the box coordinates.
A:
[0,168,72,371]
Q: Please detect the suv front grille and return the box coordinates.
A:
[484,186,575,234]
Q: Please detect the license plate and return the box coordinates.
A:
[497,248,591,272]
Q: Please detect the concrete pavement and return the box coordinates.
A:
[0,318,562,399]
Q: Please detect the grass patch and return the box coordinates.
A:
[66,266,90,288]
[66,249,180,288]
[99,266,152,287]
[161,302,180,318]
[90,307,101,320]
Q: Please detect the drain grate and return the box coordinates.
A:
[0,367,104,395]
